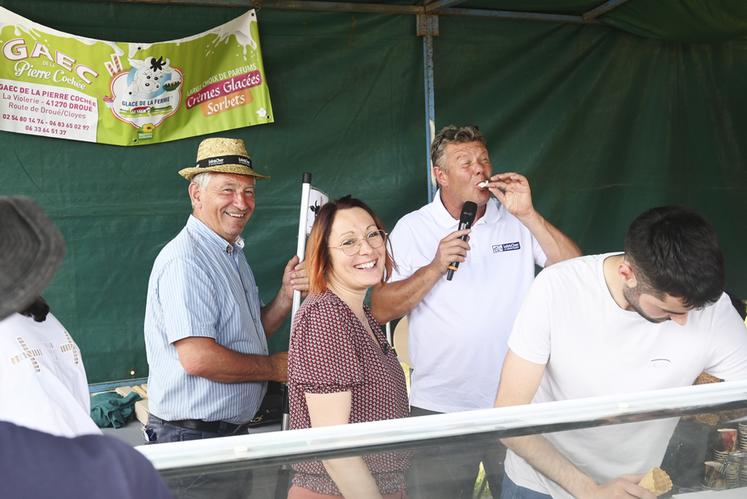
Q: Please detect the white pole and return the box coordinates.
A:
[292,172,312,322]
[283,172,312,433]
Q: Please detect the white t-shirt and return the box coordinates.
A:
[0,312,100,436]
[505,253,747,498]
[389,193,546,412]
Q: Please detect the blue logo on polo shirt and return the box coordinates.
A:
[492,242,520,253]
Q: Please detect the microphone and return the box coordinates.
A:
[446,201,477,281]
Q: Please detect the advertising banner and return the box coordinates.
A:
[0,8,273,146]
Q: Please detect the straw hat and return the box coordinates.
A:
[0,197,65,321]
[178,137,270,181]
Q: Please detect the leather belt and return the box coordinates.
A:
[150,414,250,435]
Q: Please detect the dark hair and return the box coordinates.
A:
[624,206,724,308]
[430,125,485,170]
[306,196,394,294]
[20,296,50,322]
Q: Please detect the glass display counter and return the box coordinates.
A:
[137,380,747,498]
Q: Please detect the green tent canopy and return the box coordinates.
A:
[1,0,745,382]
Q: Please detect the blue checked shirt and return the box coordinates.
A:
[144,215,268,424]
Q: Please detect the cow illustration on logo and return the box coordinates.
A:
[127,56,179,100]
[103,53,183,137]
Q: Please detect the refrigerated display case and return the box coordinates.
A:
[138,380,747,498]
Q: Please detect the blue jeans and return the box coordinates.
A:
[501,475,551,499]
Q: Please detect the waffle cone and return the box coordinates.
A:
[638,467,672,496]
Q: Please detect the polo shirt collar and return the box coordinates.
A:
[431,189,504,228]
[187,215,244,253]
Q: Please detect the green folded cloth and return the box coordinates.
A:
[90,392,141,429]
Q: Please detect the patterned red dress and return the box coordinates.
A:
[288,291,410,496]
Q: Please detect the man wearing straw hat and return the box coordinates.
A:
[0,196,173,499]
[144,137,308,444]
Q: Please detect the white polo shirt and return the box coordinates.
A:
[389,192,546,412]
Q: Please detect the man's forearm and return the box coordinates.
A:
[370,264,442,323]
[198,353,280,383]
[176,337,286,382]
[518,210,581,266]
[502,434,597,498]
[260,292,292,337]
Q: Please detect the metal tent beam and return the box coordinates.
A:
[582,0,631,22]
[438,8,591,24]
[96,0,599,23]
[100,0,424,14]
[424,0,468,14]
[246,0,420,14]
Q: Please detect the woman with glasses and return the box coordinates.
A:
[287,196,409,499]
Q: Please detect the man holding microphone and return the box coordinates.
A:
[371,125,580,498]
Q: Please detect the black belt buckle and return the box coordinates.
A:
[153,415,248,435]
[171,418,216,433]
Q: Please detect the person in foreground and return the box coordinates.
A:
[0,196,172,499]
[0,296,100,437]
[495,205,747,499]
[288,196,409,499]
[371,125,580,498]
[145,137,308,443]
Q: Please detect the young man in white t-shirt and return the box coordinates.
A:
[371,125,581,499]
[495,205,747,499]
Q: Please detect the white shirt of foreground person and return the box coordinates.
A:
[0,312,100,436]
[503,253,747,499]
[388,193,546,412]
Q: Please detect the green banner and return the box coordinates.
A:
[0,8,273,146]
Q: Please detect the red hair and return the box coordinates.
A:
[305,196,394,294]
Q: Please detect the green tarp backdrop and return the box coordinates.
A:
[1,0,745,382]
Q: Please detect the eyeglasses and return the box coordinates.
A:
[330,229,387,256]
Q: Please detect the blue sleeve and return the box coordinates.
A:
[156,258,219,344]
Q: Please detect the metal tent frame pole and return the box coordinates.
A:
[417,14,438,202]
